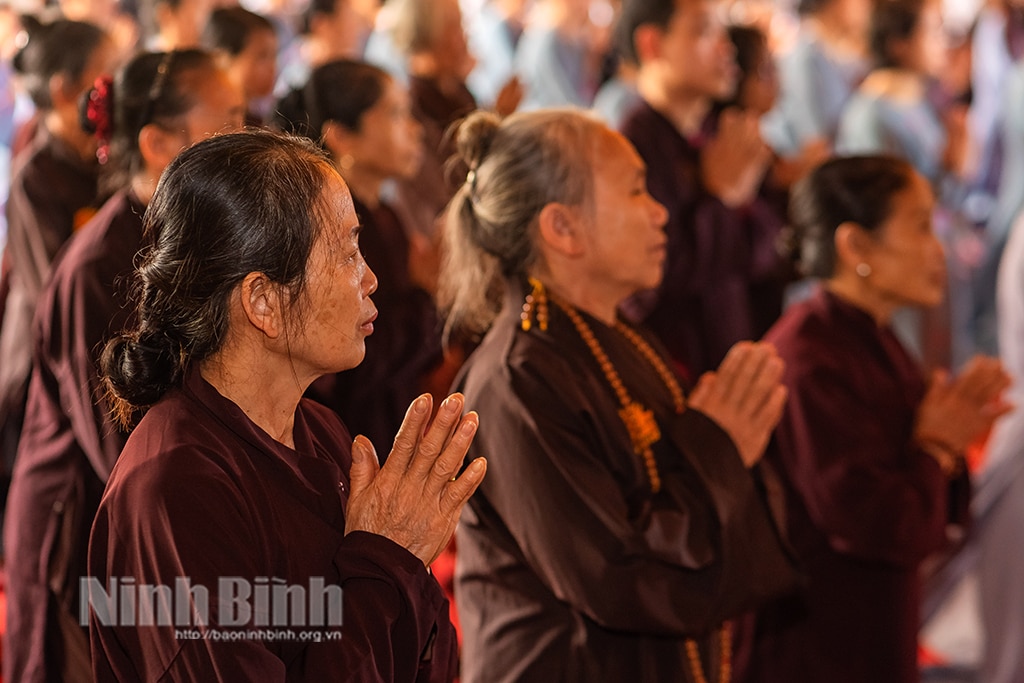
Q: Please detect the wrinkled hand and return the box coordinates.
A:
[345,393,487,566]
[701,108,773,208]
[687,341,788,467]
[915,356,1012,458]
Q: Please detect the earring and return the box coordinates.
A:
[856,263,872,278]
[339,154,355,170]
[520,277,549,332]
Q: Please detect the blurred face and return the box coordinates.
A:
[856,172,946,308]
[177,68,247,146]
[580,128,669,303]
[291,172,379,374]
[346,78,423,181]
[322,0,368,60]
[162,0,214,48]
[654,0,737,100]
[906,0,947,77]
[737,43,778,115]
[433,0,474,80]
[231,27,278,101]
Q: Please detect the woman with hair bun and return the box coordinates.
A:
[89,129,482,681]
[4,48,244,683]
[0,16,115,497]
[442,108,797,682]
[739,155,1009,683]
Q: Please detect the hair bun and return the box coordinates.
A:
[456,110,501,172]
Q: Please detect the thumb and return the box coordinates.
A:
[348,435,380,499]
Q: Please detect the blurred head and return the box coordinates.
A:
[85,49,246,195]
[620,0,737,101]
[13,17,115,112]
[870,0,947,75]
[798,0,871,36]
[304,0,366,62]
[302,60,423,185]
[391,0,473,80]
[152,0,213,48]
[202,7,278,101]
[103,130,377,424]
[726,24,777,115]
[439,108,667,339]
[790,155,945,308]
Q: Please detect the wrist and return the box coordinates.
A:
[916,437,963,477]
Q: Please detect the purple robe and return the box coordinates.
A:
[89,367,457,682]
[737,289,970,683]
[3,191,142,683]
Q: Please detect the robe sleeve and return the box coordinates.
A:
[471,357,791,637]
[90,446,451,683]
[775,358,953,567]
[44,251,128,482]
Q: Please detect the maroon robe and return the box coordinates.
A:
[307,196,441,454]
[454,282,797,683]
[89,367,457,682]
[620,100,775,379]
[3,191,142,683]
[737,289,970,683]
[0,126,98,466]
[393,75,477,238]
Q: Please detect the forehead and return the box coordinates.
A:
[594,128,643,174]
[320,171,359,237]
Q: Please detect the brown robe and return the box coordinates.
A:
[307,196,441,455]
[454,283,797,683]
[3,191,141,683]
[0,126,98,467]
[737,289,970,683]
[89,367,457,682]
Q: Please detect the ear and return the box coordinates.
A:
[537,202,585,258]
[633,23,664,65]
[834,221,874,269]
[138,122,183,174]
[322,120,356,158]
[239,272,284,339]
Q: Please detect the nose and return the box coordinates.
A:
[650,196,669,229]
[364,261,379,297]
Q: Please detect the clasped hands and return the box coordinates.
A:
[345,393,486,566]
[688,341,788,468]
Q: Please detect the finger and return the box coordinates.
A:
[388,394,433,472]
[440,457,488,518]
[737,354,785,415]
[956,358,1003,404]
[686,372,717,411]
[724,344,773,407]
[348,436,380,500]
[715,341,754,398]
[424,411,480,497]
[750,385,788,436]
[408,394,465,479]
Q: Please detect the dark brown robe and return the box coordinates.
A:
[620,100,778,380]
[89,367,457,682]
[454,283,797,683]
[737,289,970,683]
[0,126,98,468]
[307,196,441,454]
[3,191,142,683]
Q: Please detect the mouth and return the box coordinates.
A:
[361,309,378,334]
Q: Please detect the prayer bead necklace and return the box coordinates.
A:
[548,294,731,683]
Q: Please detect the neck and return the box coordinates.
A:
[44,109,94,162]
[533,267,620,327]
[199,347,304,449]
[860,67,927,103]
[408,54,460,89]
[807,14,866,59]
[130,168,161,206]
[637,70,710,137]
[825,275,896,326]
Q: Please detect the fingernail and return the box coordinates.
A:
[413,396,428,415]
[460,419,478,436]
[443,396,461,415]
[469,458,485,476]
